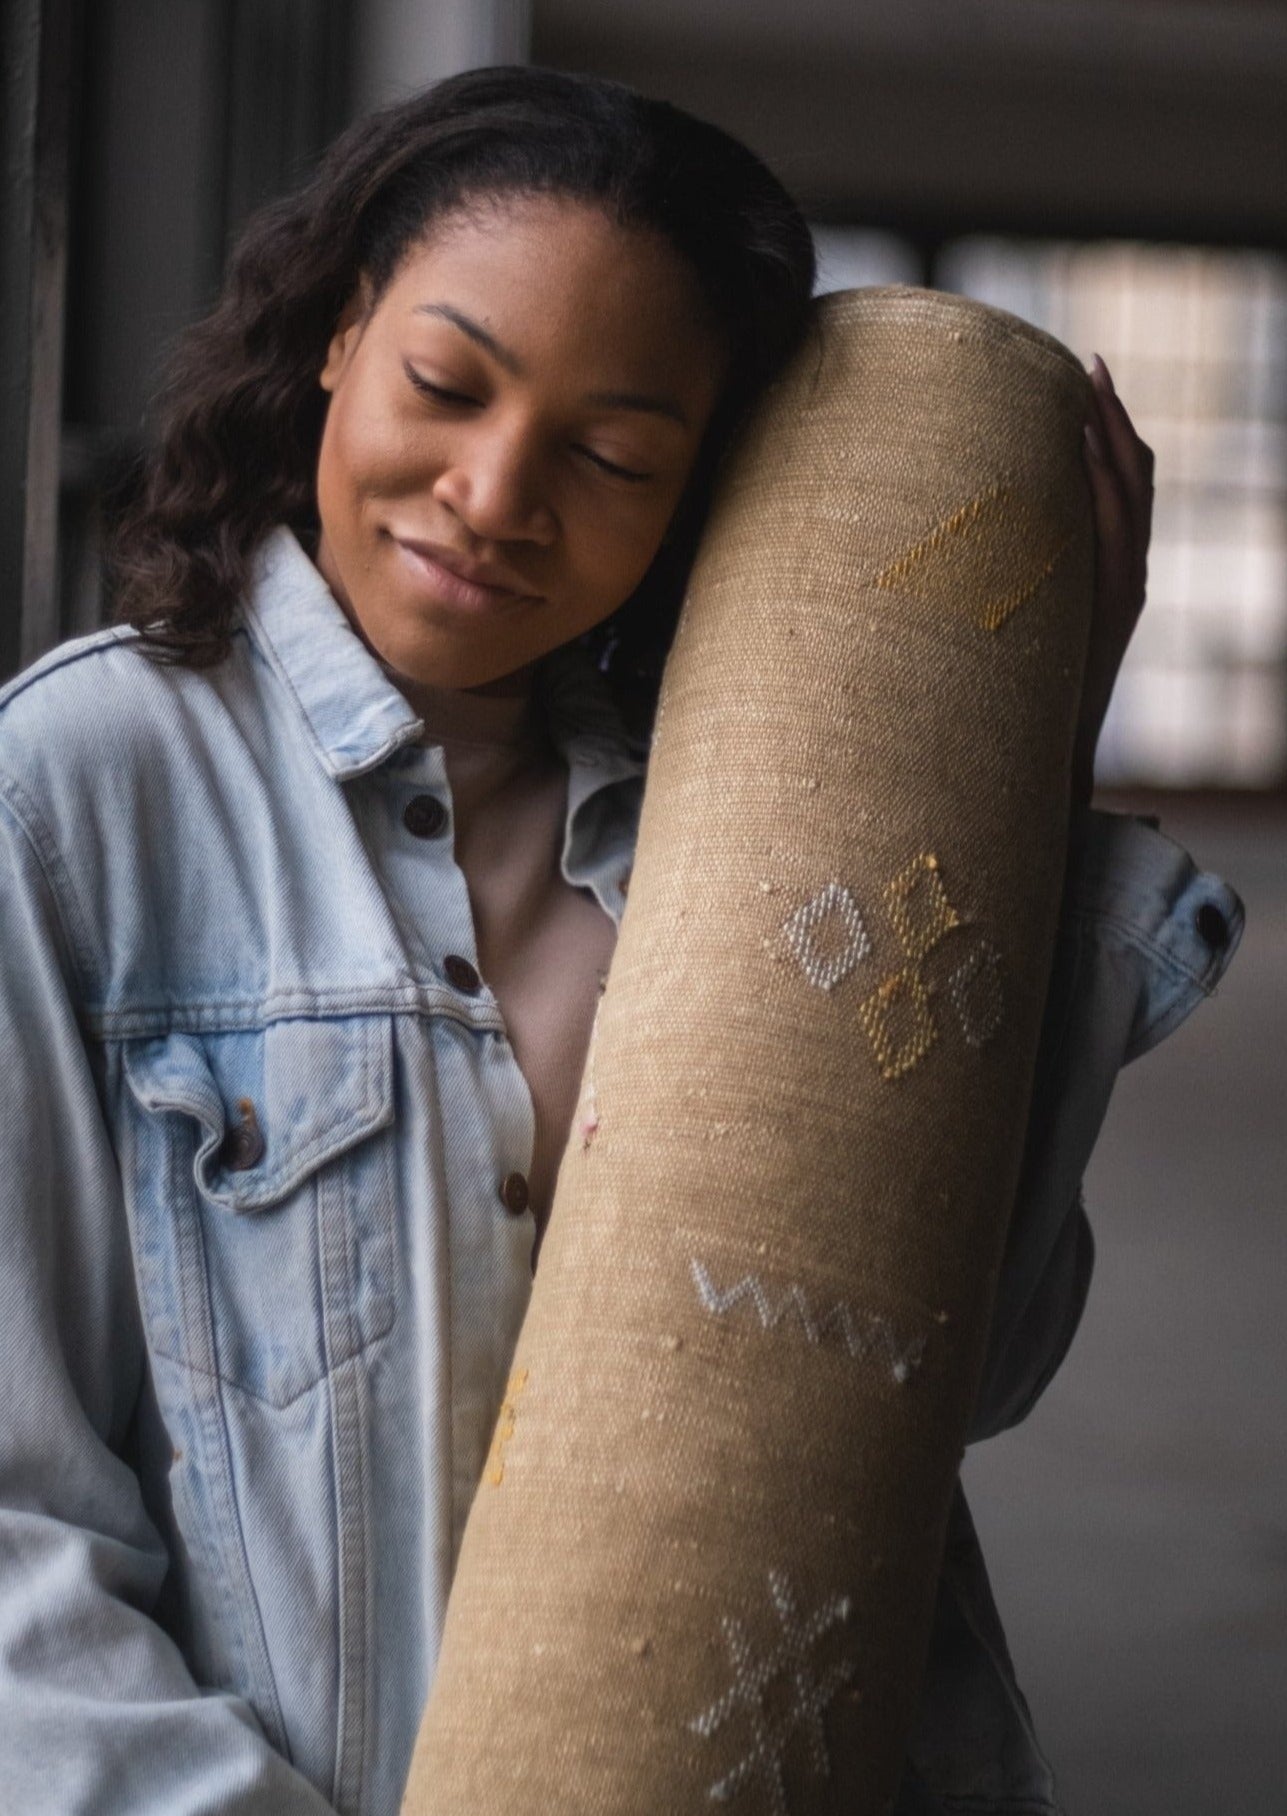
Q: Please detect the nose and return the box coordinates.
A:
[431,417,557,548]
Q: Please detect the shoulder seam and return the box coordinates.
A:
[0,769,98,998]
[0,624,140,716]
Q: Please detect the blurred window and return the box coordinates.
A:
[812,228,925,291]
[815,228,1287,788]
[940,240,1287,787]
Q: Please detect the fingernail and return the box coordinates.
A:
[1084,420,1106,462]
[1091,352,1114,391]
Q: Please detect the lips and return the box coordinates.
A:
[392,537,540,612]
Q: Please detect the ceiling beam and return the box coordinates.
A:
[535,6,1287,246]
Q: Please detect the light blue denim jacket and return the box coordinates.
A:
[0,529,1243,1814]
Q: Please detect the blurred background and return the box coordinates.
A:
[3,2,1283,1809]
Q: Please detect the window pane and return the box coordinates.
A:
[811,227,924,293]
[937,238,1287,787]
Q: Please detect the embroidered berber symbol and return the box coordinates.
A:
[858,851,959,1079]
[782,853,1007,1081]
[882,853,960,963]
[689,1567,859,1812]
[856,967,938,1080]
[781,881,871,993]
[690,1258,926,1384]
[871,475,1077,632]
[484,1367,529,1487]
[948,938,1006,1047]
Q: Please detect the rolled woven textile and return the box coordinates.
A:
[403,286,1094,1816]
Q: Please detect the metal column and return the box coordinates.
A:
[1,0,72,679]
[352,0,530,116]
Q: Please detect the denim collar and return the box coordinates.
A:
[242,527,648,789]
[242,528,423,780]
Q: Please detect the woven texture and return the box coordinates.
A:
[403,286,1094,1816]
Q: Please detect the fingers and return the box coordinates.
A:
[1089,354,1155,529]
[1082,426,1135,611]
[1083,357,1153,599]
[1082,390,1129,551]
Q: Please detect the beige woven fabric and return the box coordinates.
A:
[403,287,1094,1816]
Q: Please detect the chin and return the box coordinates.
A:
[373,626,533,693]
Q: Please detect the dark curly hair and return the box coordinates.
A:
[110,65,816,710]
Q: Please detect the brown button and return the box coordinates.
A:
[619,870,631,898]
[403,794,448,838]
[219,1098,265,1171]
[443,953,481,994]
[499,1171,531,1216]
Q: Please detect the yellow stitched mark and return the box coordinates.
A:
[857,969,938,1080]
[872,479,1075,632]
[484,1367,529,1487]
[873,481,1007,590]
[883,852,960,964]
[974,528,1076,631]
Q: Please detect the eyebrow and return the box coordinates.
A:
[583,387,690,428]
[415,303,522,375]
[413,302,690,427]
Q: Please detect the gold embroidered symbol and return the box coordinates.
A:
[857,968,938,1081]
[783,854,1007,1081]
[856,849,961,1080]
[872,476,1077,633]
[883,852,960,964]
[484,1367,529,1487]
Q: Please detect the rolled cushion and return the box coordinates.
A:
[403,286,1094,1815]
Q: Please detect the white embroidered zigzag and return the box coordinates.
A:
[690,1259,926,1384]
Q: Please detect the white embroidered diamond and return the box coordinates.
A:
[947,938,1005,1047]
[782,883,871,992]
[690,1568,857,1813]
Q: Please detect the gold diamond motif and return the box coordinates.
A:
[884,853,960,964]
[857,969,938,1080]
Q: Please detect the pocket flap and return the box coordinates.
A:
[124,1015,394,1213]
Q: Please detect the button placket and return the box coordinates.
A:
[499,1171,530,1216]
[403,794,449,839]
[443,954,482,995]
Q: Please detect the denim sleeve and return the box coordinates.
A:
[967,807,1245,1444]
[0,789,335,1814]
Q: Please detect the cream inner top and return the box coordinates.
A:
[391,666,619,1255]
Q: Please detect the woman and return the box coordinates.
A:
[0,65,1240,1816]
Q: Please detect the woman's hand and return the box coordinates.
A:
[1073,354,1155,804]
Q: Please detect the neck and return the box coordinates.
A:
[377,656,544,754]
[459,661,538,701]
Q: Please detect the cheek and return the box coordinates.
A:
[570,490,683,598]
[317,389,430,527]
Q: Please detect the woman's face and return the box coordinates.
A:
[315,194,727,691]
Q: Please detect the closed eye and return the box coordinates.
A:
[577,446,653,483]
[403,361,477,406]
[404,360,652,480]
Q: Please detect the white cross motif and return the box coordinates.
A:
[781,882,872,992]
[689,1568,858,1812]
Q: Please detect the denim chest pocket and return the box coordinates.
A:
[123,1015,397,1408]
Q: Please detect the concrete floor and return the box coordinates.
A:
[963,803,1287,1815]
